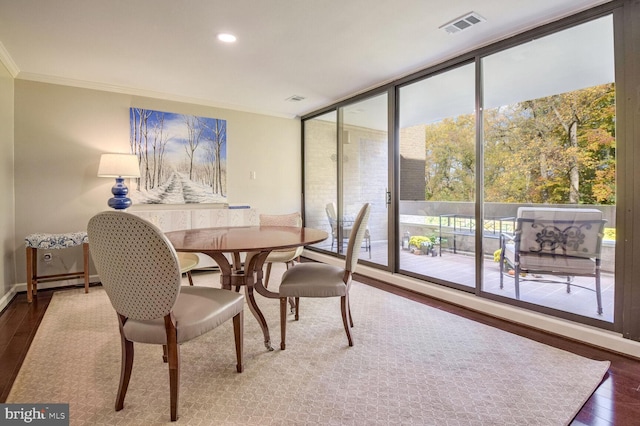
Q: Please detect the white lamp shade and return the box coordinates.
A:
[97,154,141,178]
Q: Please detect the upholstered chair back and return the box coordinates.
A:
[88,211,182,321]
[259,212,305,281]
[259,212,302,227]
[515,207,605,260]
[345,203,371,273]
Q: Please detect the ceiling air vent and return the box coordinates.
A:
[285,95,306,102]
[440,12,486,34]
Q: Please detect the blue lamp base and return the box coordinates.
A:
[107,177,132,210]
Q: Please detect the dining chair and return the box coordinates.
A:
[259,212,303,288]
[87,211,244,422]
[177,252,199,285]
[278,203,370,350]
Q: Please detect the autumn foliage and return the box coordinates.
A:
[423,83,615,205]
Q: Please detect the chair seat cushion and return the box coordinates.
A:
[25,232,88,249]
[123,286,244,344]
[504,244,595,275]
[177,252,199,273]
[279,263,347,298]
[265,248,301,263]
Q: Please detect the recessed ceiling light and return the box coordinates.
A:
[217,33,237,43]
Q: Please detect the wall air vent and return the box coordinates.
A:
[439,12,486,34]
[285,95,306,102]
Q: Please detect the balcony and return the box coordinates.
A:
[314,201,616,324]
[397,244,612,322]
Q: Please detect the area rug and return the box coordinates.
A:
[6,271,609,425]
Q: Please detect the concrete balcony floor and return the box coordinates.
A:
[316,240,614,323]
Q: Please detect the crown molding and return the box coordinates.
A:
[15,72,297,120]
[0,42,20,77]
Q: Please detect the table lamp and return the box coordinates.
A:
[97,153,141,210]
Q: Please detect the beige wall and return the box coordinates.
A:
[0,62,15,301]
[12,80,301,287]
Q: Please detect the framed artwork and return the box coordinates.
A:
[129,108,227,204]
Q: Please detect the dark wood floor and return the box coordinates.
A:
[0,289,54,402]
[1,278,639,425]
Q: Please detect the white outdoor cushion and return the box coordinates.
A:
[516,207,603,259]
[504,243,596,274]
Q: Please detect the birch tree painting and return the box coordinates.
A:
[129,108,227,204]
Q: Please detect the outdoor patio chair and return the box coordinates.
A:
[499,207,606,315]
[326,202,371,258]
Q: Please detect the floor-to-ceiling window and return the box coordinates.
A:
[303,94,390,264]
[303,5,626,332]
[339,93,389,265]
[398,63,476,288]
[481,15,615,323]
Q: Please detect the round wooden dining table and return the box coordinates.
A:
[165,226,328,350]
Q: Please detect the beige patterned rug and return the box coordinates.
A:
[7,270,609,425]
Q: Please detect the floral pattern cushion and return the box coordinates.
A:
[25,232,88,249]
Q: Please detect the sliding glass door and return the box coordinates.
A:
[304,93,389,266]
[481,15,616,323]
[338,93,389,265]
[303,9,621,330]
[398,63,476,287]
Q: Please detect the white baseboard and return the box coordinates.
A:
[0,287,17,313]
[303,250,640,359]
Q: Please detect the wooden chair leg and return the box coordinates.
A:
[164,316,180,422]
[83,242,90,293]
[233,311,244,372]
[116,316,133,412]
[186,271,194,286]
[26,242,91,300]
[294,297,300,321]
[280,298,287,350]
[25,247,36,303]
[341,295,354,347]
[264,263,272,288]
